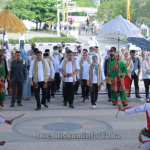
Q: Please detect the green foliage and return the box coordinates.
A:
[97,0,150,26]
[0,37,77,44]
[30,37,76,43]
[2,0,61,27]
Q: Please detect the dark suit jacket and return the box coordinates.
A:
[2,58,8,77]
[10,59,27,82]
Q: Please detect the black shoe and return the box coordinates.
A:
[75,92,78,95]
[57,90,60,92]
[10,104,14,107]
[35,107,41,110]
[64,102,67,106]
[113,104,117,106]
[51,95,55,98]
[69,104,74,108]
[108,98,111,102]
[86,96,89,100]
[17,103,23,106]
[123,104,128,107]
[83,98,87,103]
[127,95,130,97]
[41,103,49,108]
[47,99,50,102]
[136,94,142,98]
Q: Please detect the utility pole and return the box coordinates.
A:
[62,0,65,30]
[66,0,69,28]
[127,0,130,21]
[57,0,60,36]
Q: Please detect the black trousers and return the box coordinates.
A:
[11,81,23,105]
[34,82,47,108]
[130,74,139,94]
[75,81,80,93]
[55,73,61,90]
[51,81,55,96]
[64,82,75,105]
[143,79,150,98]
[107,83,111,99]
[81,79,89,98]
[47,86,51,100]
[90,84,98,105]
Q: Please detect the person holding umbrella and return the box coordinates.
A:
[110,51,128,106]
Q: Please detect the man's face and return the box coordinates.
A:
[130,52,135,58]
[77,47,82,52]
[16,53,21,60]
[67,53,73,60]
[21,33,23,36]
[90,48,94,52]
[62,43,65,48]
[46,52,50,56]
[74,53,77,56]
[110,51,114,55]
[36,53,42,61]
[94,48,98,53]
[83,53,88,60]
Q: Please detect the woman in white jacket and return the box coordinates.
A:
[142,52,150,102]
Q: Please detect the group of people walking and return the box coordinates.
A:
[0,41,149,111]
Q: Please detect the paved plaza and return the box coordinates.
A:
[0,31,147,150]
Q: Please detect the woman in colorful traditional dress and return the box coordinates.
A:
[121,49,134,97]
[0,52,5,107]
[88,55,105,109]
[8,49,16,95]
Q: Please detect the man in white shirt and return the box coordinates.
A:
[94,46,101,64]
[3,31,9,50]
[19,33,25,50]
[78,52,91,102]
[74,45,82,94]
[51,46,63,94]
[43,53,55,102]
[29,51,50,110]
[59,50,80,108]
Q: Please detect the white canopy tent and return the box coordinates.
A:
[99,15,140,39]
[99,15,140,51]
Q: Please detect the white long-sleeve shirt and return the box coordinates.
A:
[125,103,150,149]
[51,54,62,73]
[142,61,150,79]
[59,59,80,82]
[125,103,150,131]
[91,64,105,83]
[77,60,90,80]
[44,59,55,79]
[19,35,25,42]
[29,59,50,82]
[0,115,5,124]
[141,134,150,149]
